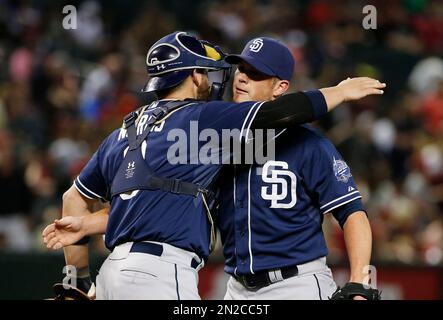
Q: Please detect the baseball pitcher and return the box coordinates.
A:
[218,37,381,300]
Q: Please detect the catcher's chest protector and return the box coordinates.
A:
[110,101,205,198]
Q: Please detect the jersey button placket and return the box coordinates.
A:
[235,171,250,274]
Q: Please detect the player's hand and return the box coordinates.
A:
[337,77,386,102]
[42,216,85,250]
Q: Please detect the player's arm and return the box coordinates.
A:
[342,211,372,285]
[51,185,103,293]
[48,132,111,293]
[302,134,375,299]
[60,185,100,268]
[40,185,99,294]
[59,132,112,266]
[319,77,385,111]
[42,205,109,250]
[329,209,380,300]
[41,186,108,297]
[330,207,373,300]
[200,77,385,132]
[251,77,385,129]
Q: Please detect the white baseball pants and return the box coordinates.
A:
[224,257,337,300]
[96,241,204,300]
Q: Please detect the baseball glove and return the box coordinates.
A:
[50,283,96,300]
[330,282,381,300]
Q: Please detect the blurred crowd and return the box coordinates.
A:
[0,0,442,267]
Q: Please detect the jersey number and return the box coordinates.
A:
[261,160,297,209]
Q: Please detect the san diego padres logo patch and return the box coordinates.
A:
[333,157,352,183]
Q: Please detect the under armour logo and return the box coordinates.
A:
[261,160,297,209]
[125,161,135,179]
[156,64,166,70]
[249,39,264,52]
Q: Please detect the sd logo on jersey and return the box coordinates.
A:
[260,160,297,209]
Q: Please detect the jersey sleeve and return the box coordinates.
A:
[303,135,363,215]
[198,100,265,141]
[74,138,110,201]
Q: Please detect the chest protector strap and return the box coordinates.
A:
[110,100,208,198]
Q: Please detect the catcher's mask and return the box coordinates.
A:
[143,31,231,100]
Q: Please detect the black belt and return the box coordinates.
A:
[130,242,201,269]
[235,265,299,291]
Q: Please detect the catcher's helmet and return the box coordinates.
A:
[143,31,231,100]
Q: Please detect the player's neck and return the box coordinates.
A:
[164,78,197,101]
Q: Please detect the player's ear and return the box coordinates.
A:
[191,69,206,87]
[191,69,200,87]
[273,79,290,98]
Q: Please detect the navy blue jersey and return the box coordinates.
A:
[74,99,264,260]
[218,125,364,275]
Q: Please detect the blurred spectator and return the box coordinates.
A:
[71,1,104,50]
[408,56,443,94]
[420,80,443,135]
[79,52,123,122]
[0,129,33,251]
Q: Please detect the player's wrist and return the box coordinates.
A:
[78,215,91,237]
[335,85,347,103]
[349,274,367,284]
[71,217,89,245]
[319,86,346,111]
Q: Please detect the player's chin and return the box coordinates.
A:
[233,92,251,103]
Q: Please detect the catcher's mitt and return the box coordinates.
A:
[50,283,96,300]
[330,282,381,300]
